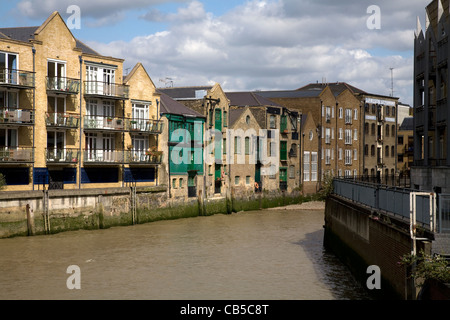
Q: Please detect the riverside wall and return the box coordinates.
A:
[323,194,433,300]
[0,186,306,238]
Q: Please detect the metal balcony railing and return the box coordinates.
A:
[126,150,163,165]
[84,81,129,99]
[83,149,125,164]
[84,115,125,131]
[46,76,80,94]
[46,112,79,129]
[127,119,164,134]
[0,68,35,88]
[0,109,34,125]
[0,147,34,163]
[46,148,79,164]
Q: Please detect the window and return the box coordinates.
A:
[325,149,331,165]
[303,152,310,182]
[385,146,389,157]
[354,109,358,120]
[371,123,375,136]
[354,149,358,161]
[338,108,343,119]
[345,129,352,145]
[234,136,241,154]
[371,145,375,156]
[172,178,177,189]
[246,115,251,125]
[309,130,314,141]
[339,128,343,140]
[280,115,288,131]
[223,111,228,127]
[0,52,18,84]
[392,125,396,137]
[345,149,352,165]
[246,176,250,185]
[245,137,250,155]
[345,109,352,124]
[392,107,396,117]
[386,124,390,137]
[354,129,358,141]
[235,176,240,186]
[269,115,276,129]
[325,128,331,144]
[365,123,369,134]
[179,178,183,188]
[223,138,227,154]
[391,146,395,157]
[364,145,369,156]
[338,148,343,161]
[289,166,295,179]
[386,106,390,116]
[311,152,318,182]
[325,107,331,122]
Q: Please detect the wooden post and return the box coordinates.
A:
[26,203,35,236]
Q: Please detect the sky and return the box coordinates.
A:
[0,0,433,106]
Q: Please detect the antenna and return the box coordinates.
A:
[390,68,394,97]
[159,77,174,88]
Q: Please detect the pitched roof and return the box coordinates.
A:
[0,26,100,55]
[226,92,282,107]
[298,82,367,97]
[257,89,323,99]
[159,92,204,118]
[399,117,414,131]
[229,108,245,127]
[159,86,213,100]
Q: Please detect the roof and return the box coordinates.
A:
[257,89,323,99]
[0,26,100,55]
[399,117,414,131]
[229,108,245,127]
[159,86,213,100]
[159,92,204,118]
[226,92,282,107]
[298,82,367,97]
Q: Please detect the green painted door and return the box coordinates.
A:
[215,108,222,131]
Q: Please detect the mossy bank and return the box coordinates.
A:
[0,186,317,238]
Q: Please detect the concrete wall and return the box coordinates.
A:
[324,194,432,300]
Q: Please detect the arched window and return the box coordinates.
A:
[386,124,390,137]
[385,145,389,157]
[371,123,375,136]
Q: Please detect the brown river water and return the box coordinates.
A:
[0,208,372,300]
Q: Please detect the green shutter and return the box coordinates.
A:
[280,141,287,161]
[215,108,222,131]
[280,168,287,182]
[281,115,288,132]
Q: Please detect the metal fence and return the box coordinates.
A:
[333,178,435,230]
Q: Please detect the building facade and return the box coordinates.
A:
[413,0,450,193]
[0,12,163,191]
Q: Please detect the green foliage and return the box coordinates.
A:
[317,173,334,200]
[400,250,450,285]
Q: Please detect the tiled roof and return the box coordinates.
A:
[0,26,100,55]
[159,92,204,118]
[298,82,367,96]
[225,92,281,107]
[159,86,213,100]
[399,117,414,131]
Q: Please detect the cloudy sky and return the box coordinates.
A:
[1,0,432,105]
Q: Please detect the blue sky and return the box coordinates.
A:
[0,0,432,106]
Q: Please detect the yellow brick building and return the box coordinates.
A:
[0,12,162,191]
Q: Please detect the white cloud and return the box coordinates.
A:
[84,0,422,105]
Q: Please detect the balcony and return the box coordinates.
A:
[46,112,79,129]
[84,81,129,100]
[0,68,35,88]
[83,149,124,165]
[84,115,125,132]
[127,119,164,134]
[126,150,163,165]
[0,109,34,126]
[46,76,80,95]
[46,148,79,164]
[0,147,34,163]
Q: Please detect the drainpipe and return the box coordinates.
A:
[78,55,83,189]
[156,98,159,186]
[32,46,36,190]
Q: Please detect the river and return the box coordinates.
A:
[0,208,372,300]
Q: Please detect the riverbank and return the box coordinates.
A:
[0,186,322,238]
[267,201,325,211]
